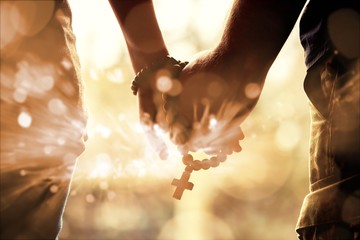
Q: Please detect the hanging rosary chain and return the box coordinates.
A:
[181,151,227,171]
[171,151,229,200]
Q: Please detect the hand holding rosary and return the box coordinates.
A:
[131,55,244,200]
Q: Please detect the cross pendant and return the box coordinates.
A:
[171,170,194,200]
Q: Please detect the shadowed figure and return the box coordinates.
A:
[1,1,86,239]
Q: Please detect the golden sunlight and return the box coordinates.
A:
[60,1,310,239]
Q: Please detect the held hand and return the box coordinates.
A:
[133,57,187,159]
[166,49,265,152]
[138,86,169,160]
[134,50,265,157]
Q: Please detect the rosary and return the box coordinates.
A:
[131,55,242,200]
[171,150,228,200]
[170,124,242,199]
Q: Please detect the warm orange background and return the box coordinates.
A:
[58,0,309,239]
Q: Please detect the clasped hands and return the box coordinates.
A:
[136,50,262,159]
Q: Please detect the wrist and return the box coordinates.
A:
[131,55,187,96]
[129,48,169,73]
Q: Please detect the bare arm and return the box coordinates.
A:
[216,0,306,81]
[108,0,174,158]
[108,0,307,146]
[178,0,307,121]
[108,0,168,72]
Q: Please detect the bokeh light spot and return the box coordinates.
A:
[107,191,116,201]
[61,58,73,71]
[123,3,166,54]
[85,194,95,203]
[14,1,54,37]
[156,75,173,93]
[95,124,112,138]
[107,68,124,84]
[90,153,113,178]
[38,75,55,91]
[17,111,32,128]
[13,88,27,103]
[70,190,77,197]
[57,137,66,146]
[328,9,360,58]
[48,98,67,115]
[43,145,55,155]
[19,169,27,177]
[209,116,218,129]
[50,185,59,194]
[0,2,18,50]
[99,181,109,190]
[125,160,146,177]
[245,83,261,99]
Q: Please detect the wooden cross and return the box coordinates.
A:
[171,171,194,200]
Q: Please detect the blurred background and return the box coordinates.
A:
[60,0,310,239]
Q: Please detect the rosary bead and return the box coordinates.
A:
[209,156,220,167]
[182,154,193,165]
[218,153,227,162]
[223,147,233,155]
[192,160,202,171]
[201,159,211,170]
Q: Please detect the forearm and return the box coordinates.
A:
[216,0,306,80]
[108,0,168,72]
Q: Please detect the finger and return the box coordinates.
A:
[169,115,192,146]
[163,92,193,146]
[138,87,157,122]
[232,140,242,153]
[140,113,169,160]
